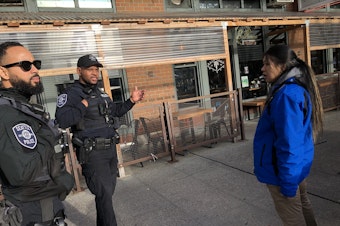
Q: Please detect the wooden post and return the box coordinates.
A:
[64,128,84,193]
[116,144,126,178]
[222,22,238,140]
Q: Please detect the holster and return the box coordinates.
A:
[72,134,119,164]
[72,137,93,164]
[77,146,89,164]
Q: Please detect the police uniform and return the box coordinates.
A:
[56,80,134,226]
[0,88,74,226]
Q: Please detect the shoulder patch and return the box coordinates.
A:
[57,94,67,108]
[12,123,37,149]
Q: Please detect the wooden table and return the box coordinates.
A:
[242,98,266,120]
[173,108,213,144]
[173,108,213,120]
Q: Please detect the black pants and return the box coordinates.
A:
[10,196,64,226]
[82,145,118,226]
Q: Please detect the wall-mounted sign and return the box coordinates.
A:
[298,0,338,11]
[207,60,225,73]
[236,27,258,46]
[241,76,249,88]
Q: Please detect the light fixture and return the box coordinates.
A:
[171,0,184,5]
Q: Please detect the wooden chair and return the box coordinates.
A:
[204,98,231,141]
[139,117,165,154]
[128,119,144,166]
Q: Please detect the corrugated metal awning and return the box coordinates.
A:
[0,11,340,26]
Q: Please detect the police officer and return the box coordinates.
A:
[0,41,74,225]
[55,54,145,226]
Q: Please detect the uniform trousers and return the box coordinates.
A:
[267,179,317,226]
[82,145,118,226]
[10,196,64,226]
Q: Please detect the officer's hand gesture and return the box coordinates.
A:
[130,86,145,103]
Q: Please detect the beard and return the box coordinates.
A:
[10,75,44,96]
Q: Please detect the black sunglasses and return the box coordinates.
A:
[1,60,42,72]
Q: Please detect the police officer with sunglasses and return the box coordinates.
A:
[0,41,74,225]
[2,59,42,72]
[55,54,145,226]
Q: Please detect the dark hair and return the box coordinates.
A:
[264,45,323,140]
[0,41,23,62]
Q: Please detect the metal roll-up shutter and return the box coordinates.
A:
[237,43,264,62]
[310,23,340,47]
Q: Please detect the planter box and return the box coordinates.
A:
[316,72,340,111]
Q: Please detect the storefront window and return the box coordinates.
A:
[222,0,240,8]
[311,50,326,75]
[199,0,260,9]
[37,0,112,8]
[199,0,219,8]
[333,48,340,71]
[37,0,75,7]
[174,63,199,100]
[79,0,112,8]
[236,31,266,100]
[0,0,23,6]
[167,0,192,8]
[207,59,226,94]
[109,77,129,125]
[168,0,261,10]
[244,0,260,8]
[240,62,266,99]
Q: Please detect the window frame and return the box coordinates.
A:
[0,0,25,11]
[0,0,116,12]
[36,0,116,12]
[166,0,263,12]
[0,0,24,6]
[173,62,200,101]
[311,49,327,75]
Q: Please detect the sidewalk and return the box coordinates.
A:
[64,110,340,226]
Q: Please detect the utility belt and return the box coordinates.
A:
[73,135,119,151]
[91,137,118,150]
[72,134,120,164]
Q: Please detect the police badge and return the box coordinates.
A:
[57,94,67,108]
[12,123,37,149]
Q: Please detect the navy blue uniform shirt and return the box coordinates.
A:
[55,81,134,139]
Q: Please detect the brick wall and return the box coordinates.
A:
[115,0,164,12]
[126,64,176,118]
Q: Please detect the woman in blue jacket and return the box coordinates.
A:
[253,45,323,226]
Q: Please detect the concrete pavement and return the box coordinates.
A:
[64,110,340,226]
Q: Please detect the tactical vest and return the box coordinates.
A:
[0,95,61,186]
[74,87,117,132]
[0,95,60,139]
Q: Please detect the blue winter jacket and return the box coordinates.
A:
[253,76,314,197]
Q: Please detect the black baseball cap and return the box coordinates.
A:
[77,54,103,68]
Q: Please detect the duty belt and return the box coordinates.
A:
[93,137,116,150]
[72,135,120,151]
